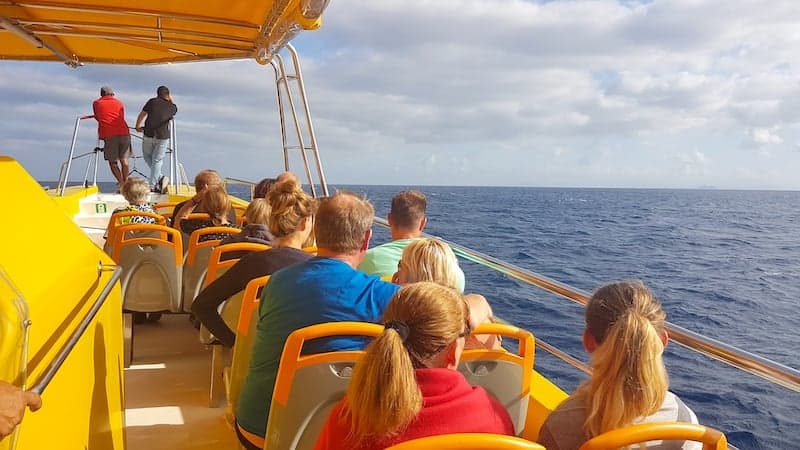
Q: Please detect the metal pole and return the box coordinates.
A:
[92,147,100,187]
[286,44,328,196]
[274,53,316,197]
[30,265,122,394]
[170,118,177,190]
[271,62,291,173]
[60,116,87,196]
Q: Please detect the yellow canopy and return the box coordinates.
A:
[0,0,327,66]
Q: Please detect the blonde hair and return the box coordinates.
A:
[200,185,231,226]
[398,239,461,290]
[244,198,271,225]
[267,179,316,238]
[345,282,468,445]
[121,177,150,205]
[576,280,668,437]
[314,191,374,253]
[194,169,221,190]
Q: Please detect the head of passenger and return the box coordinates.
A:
[578,280,669,437]
[121,177,150,206]
[253,178,277,199]
[200,185,232,226]
[393,238,460,289]
[194,169,222,193]
[393,238,501,350]
[157,85,170,100]
[243,198,270,226]
[389,190,427,238]
[344,282,470,445]
[314,191,374,256]
[267,178,317,245]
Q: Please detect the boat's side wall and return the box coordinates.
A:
[0,156,125,450]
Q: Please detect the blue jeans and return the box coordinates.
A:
[141,136,169,186]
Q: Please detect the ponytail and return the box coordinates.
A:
[344,328,422,444]
[343,282,467,445]
[577,281,668,437]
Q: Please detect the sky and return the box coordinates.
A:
[2,0,800,189]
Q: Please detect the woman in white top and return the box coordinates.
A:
[538,280,699,450]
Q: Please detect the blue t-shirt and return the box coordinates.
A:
[235,256,400,437]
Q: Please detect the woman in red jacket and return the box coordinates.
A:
[314,282,514,450]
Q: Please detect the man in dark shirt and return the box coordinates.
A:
[135,85,177,193]
[92,86,132,187]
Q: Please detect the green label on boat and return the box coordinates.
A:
[96,203,107,213]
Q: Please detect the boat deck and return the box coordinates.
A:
[124,314,238,449]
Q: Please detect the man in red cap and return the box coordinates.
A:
[92,85,132,188]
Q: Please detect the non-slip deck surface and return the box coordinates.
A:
[124,314,238,449]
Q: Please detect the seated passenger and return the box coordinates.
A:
[234,191,399,450]
[394,238,501,350]
[220,198,274,248]
[111,177,157,224]
[358,190,465,292]
[191,179,316,347]
[252,177,277,199]
[538,280,699,450]
[175,185,236,242]
[314,282,514,450]
[171,169,235,227]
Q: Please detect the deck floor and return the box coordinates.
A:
[124,314,239,449]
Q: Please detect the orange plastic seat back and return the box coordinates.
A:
[386,433,545,449]
[265,322,384,450]
[181,226,241,312]
[227,275,270,413]
[111,224,183,313]
[203,242,270,288]
[459,323,535,436]
[197,243,270,344]
[104,210,166,255]
[579,422,728,450]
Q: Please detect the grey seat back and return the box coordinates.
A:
[113,224,183,313]
[457,323,536,435]
[264,322,383,450]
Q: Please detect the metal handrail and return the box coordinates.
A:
[30,264,122,394]
[224,177,257,200]
[372,217,800,393]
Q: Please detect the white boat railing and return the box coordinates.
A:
[372,217,800,393]
[57,116,189,195]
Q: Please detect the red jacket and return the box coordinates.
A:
[314,368,514,450]
[92,96,130,138]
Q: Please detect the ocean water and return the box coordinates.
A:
[336,186,799,450]
[68,182,798,448]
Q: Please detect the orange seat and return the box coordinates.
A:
[224,276,271,413]
[203,242,270,288]
[103,210,166,255]
[181,226,240,312]
[385,433,545,449]
[459,323,535,436]
[264,322,384,449]
[579,422,728,450]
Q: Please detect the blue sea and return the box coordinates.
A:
[66,182,800,448]
[338,186,799,450]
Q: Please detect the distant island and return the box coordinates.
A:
[697,185,718,189]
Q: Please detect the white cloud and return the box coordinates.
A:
[1,0,800,188]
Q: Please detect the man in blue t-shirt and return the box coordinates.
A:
[235,191,399,449]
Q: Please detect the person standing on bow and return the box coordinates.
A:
[135,85,177,194]
[92,85,132,189]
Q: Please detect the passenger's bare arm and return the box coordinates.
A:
[0,381,42,440]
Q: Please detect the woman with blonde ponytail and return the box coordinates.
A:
[539,280,699,450]
[314,282,514,450]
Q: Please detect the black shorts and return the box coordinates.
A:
[103,135,132,161]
